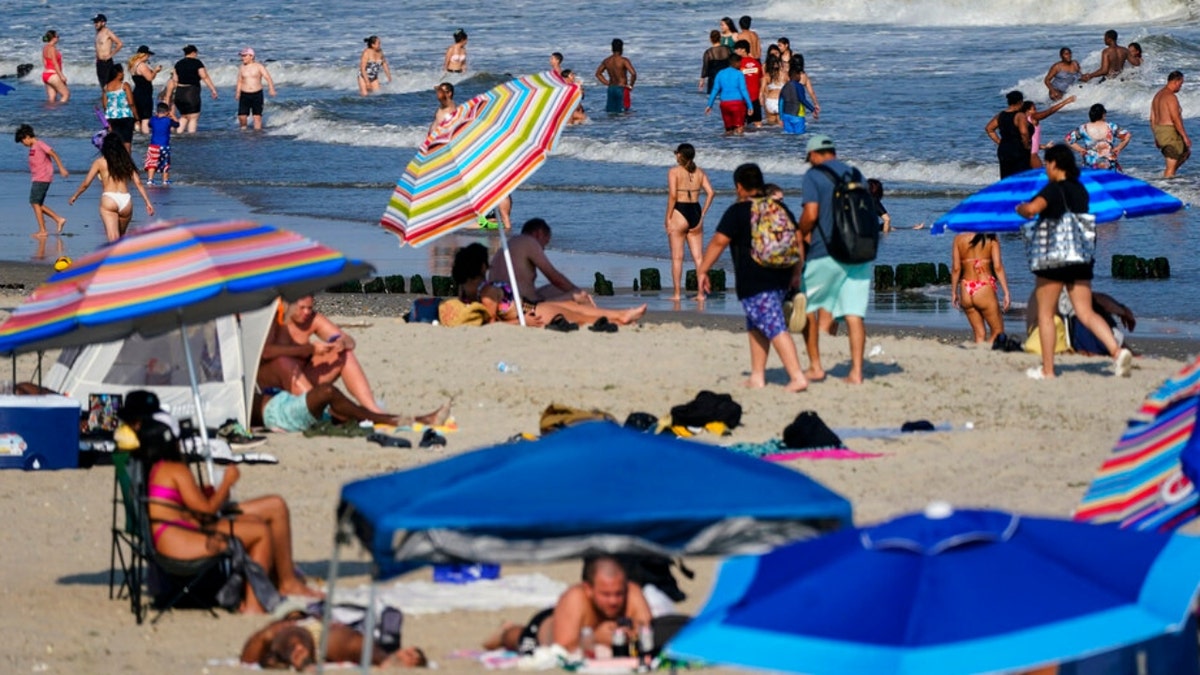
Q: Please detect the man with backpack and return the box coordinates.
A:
[696,163,809,392]
[799,135,878,385]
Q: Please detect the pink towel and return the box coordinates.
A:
[764,449,884,461]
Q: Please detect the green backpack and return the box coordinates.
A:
[750,197,801,268]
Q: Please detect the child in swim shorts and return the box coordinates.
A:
[14,124,69,236]
[145,103,180,185]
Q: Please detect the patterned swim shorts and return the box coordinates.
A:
[741,288,789,340]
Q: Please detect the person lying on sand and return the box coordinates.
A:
[483,556,652,656]
[252,384,450,433]
[241,614,427,669]
[446,243,646,328]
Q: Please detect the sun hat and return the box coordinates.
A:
[239,47,255,57]
[805,134,836,155]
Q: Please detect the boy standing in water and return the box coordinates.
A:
[14,124,69,236]
[235,47,277,130]
[145,103,180,185]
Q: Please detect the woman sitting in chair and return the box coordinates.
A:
[137,420,320,613]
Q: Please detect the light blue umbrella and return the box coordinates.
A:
[931,168,1183,234]
[668,504,1200,675]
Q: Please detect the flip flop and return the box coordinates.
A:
[367,433,413,448]
[419,428,447,448]
[588,317,618,333]
[545,314,579,332]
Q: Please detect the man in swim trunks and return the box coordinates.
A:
[254,383,449,433]
[1151,70,1191,177]
[595,39,636,114]
[241,612,427,669]
[1080,30,1129,83]
[92,14,123,88]
[487,218,594,305]
[257,295,384,413]
[235,47,276,130]
[483,556,653,656]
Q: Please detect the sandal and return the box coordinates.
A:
[545,314,579,332]
[367,433,413,448]
[588,317,618,333]
[420,428,447,448]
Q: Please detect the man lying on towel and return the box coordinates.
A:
[252,384,449,433]
[483,555,652,656]
[241,613,427,669]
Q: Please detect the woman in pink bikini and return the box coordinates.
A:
[41,30,69,103]
[138,419,320,614]
[951,232,1011,344]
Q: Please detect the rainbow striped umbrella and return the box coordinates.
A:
[380,70,580,247]
[0,219,372,355]
[1075,356,1200,531]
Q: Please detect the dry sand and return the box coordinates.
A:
[0,282,1196,673]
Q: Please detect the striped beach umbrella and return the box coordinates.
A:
[1075,357,1200,531]
[931,168,1184,234]
[380,70,580,247]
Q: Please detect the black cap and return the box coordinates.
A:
[92,13,107,23]
[119,390,162,422]
[136,45,154,56]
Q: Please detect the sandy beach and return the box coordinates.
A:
[0,268,1196,673]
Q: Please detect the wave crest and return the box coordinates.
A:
[759,0,1195,26]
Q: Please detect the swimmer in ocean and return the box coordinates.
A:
[358,36,392,96]
[1080,30,1129,83]
[1044,47,1081,101]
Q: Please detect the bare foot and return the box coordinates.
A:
[618,304,648,325]
[784,378,809,393]
[803,368,826,382]
[415,400,453,426]
[239,599,266,615]
[55,218,67,233]
[32,231,48,239]
[280,578,325,599]
[742,376,766,389]
[842,372,864,385]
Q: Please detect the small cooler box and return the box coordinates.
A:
[0,395,82,470]
[433,563,501,584]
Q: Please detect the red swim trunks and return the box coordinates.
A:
[719,100,747,131]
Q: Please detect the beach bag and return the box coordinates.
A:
[405,297,442,323]
[812,165,879,264]
[782,411,843,450]
[669,391,742,429]
[1022,185,1096,272]
[1023,316,1072,355]
[749,197,801,268]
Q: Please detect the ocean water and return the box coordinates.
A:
[2,0,1200,334]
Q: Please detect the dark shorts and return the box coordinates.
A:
[238,90,264,116]
[29,181,50,205]
[1035,262,1095,283]
[108,117,135,145]
[747,100,763,124]
[518,607,554,656]
[95,58,114,87]
[133,88,154,120]
[175,85,201,115]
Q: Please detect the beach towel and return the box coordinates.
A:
[539,404,616,435]
[438,298,491,327]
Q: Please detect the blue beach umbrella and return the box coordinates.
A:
[667,504,1200,675]
[931,168,1183,234]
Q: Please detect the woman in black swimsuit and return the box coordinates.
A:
[664,143,715,300]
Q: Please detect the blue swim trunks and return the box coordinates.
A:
[782,114,806,135]
[263,391,318,432]
[741,288,789,340]
[803,256,871,320]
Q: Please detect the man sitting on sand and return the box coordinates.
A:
[252,384,449,434]
[241,613,427,669]
[258,295,383,413]
[484,556,652,655]
[486,218,596,306]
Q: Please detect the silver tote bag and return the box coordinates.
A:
[1022,186,1097,272]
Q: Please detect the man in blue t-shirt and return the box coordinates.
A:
[799,135,871,384]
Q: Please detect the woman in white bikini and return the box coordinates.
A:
[444,29,468,75]
[41,30,69,103]
[762,48,787,126]
[357,36,392,96]
[68,132,154,242]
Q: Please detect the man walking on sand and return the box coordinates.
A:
[1151,70,1191,177]
[92,13,123,88]
[235,47,276,130]
[799,135,870,385]
[595,39,636,114]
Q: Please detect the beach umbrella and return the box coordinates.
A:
[931,168,1183,234]
[1075,356,1200,531]
[667,504,1200,675]
[0,219,372,477]
[379,70,580,325]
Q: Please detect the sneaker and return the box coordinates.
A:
[1026,366,1047,380]
[1113,348,1134,378]
[163,179,172,186]
[217,419,268,448]
[145,179,156,186]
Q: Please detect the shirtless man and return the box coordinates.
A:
[484,556,653,655]
[257,295,383,413]
[92,14,123,88]
[1150,71,1191,177]
[486,218,594,305]
[1080,30,1129,83]
[241,615,427,669]
[235,47,277,130]
[430,82,456,136]
[595,39,636,114]
[735,15,761,61]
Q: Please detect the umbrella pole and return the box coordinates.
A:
[178,318,215,484]
[497,225,526,327]
[359,580,378,672]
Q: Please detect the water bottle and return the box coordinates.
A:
[578,626,595,659]
[496,361,518,373]
[638,624,654,663]
[611,625,629,658]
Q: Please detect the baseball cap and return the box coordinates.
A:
[805,134,836,155]
[136,45,154,56]
[118,389,163,422]
[92,13,107,23]
[239,47,255,57]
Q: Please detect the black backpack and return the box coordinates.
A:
[812,165,879,264]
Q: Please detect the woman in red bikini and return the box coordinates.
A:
[138,419,320,614]
[951,232,1010,345]
[41,30,69,103]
